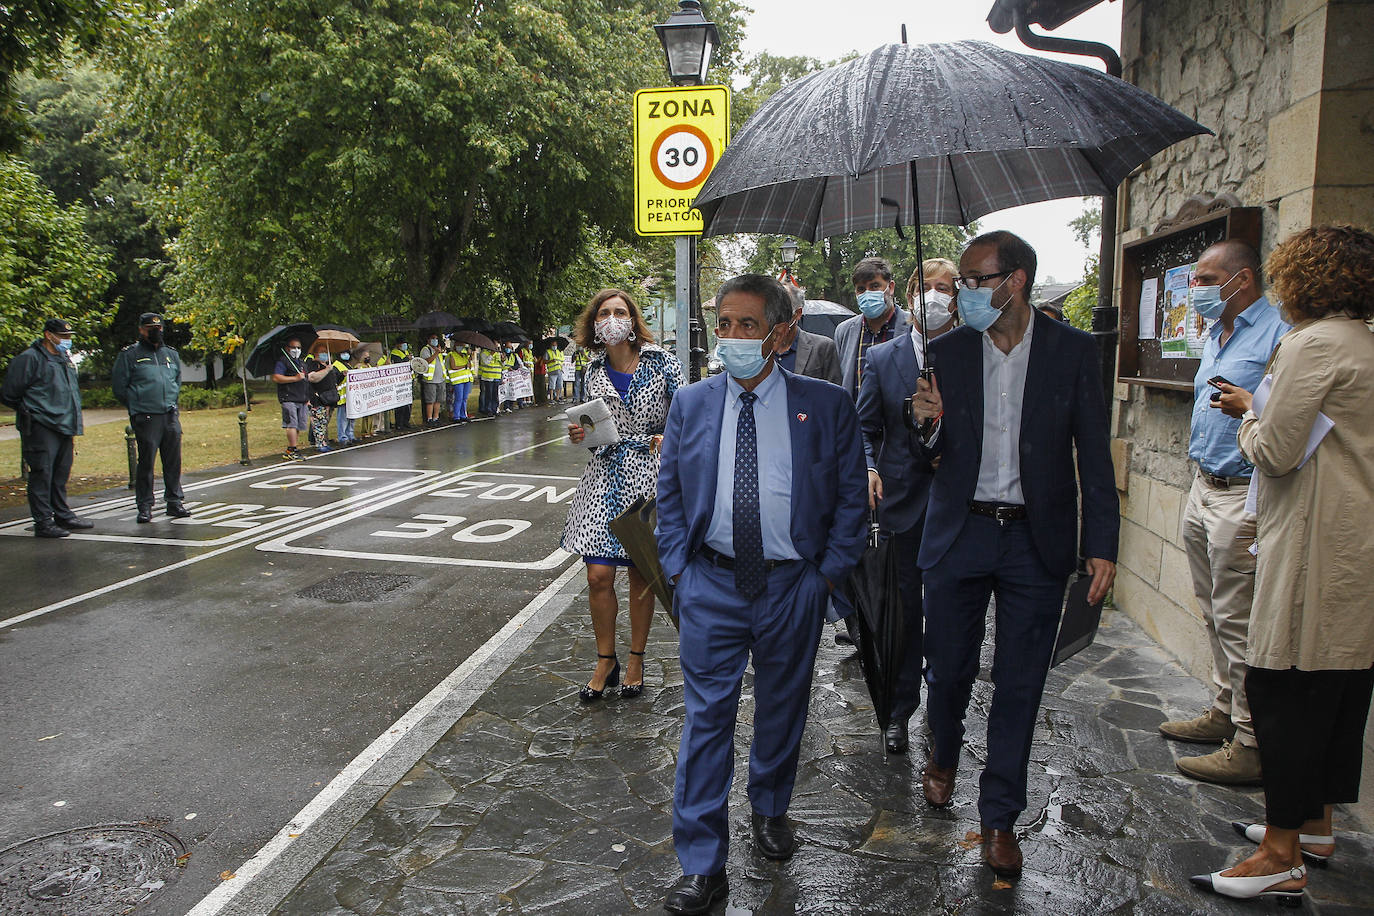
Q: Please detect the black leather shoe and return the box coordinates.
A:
[55,517,94,530]
[663,872,727,915]
[136,508,153,524]
[751,810,797,860]
[885,721,909,754]
[166,503,191,518]
[34,523,70,538]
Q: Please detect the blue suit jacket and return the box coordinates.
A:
[916,312,1120,577]
[657,367,869,596]
[856,329,935,536]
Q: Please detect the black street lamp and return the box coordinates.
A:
[654,0,720,86]
[654,1,720,381]
[780,237,799,279]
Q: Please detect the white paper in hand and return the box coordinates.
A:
[567,397,620,448]
[1245,374,1335,517]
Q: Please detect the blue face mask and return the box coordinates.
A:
[1190,271,1240,321]
[856,289,890,320]
[956,275,1011,332]
[56,338,73,354]
[716,323,783,380]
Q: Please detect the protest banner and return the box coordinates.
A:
[345,364,413,419]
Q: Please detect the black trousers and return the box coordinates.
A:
[888,526,925,724]
[1247,664,1374,829]
[131,410,185,510]
[21,420,75,526]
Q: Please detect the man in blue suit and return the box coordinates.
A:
[855,257,960,754]
[657,273,868,915]
[910,231,1119,880]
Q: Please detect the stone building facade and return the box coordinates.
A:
[1108,0,1374,822]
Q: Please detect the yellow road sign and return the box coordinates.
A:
[633,85,730,237]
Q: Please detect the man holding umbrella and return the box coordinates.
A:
[909,231,1118,879]
[271,338,332,460]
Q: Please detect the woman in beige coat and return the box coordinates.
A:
[1191,225,1374,905]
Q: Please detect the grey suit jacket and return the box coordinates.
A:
[792,328,841,386]
[833,308,911,399]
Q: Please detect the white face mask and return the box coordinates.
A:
[595,315,633,346]
[288,348,302,359]
[913,289,956,330]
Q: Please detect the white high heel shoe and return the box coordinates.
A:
[1190,863,1306,905]
[1233,821,1334,866]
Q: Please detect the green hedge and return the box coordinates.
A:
[78,386,251,411]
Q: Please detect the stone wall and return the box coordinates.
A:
[1113,0,1374,826]
[1111,0,1291,690]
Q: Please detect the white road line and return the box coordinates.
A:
[185,558,585,916]
[0,437,564,630]
[260,542,575,570]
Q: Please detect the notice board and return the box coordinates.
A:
[1117,205,1262,391]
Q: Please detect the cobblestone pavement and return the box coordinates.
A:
[275,593,1374,915]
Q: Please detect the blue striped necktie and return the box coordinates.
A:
[733,391,766,598]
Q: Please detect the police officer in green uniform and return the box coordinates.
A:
[112,312,190,523]
[1,318,93,538]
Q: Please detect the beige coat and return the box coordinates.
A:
[1239,315,1374,671]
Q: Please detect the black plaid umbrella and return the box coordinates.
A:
[694,41,1210,241]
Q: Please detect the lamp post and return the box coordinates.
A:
[655,0,718,381]
[779,237,799,281]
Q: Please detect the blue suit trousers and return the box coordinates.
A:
[673,554,828,875]
[923,516,1067,829]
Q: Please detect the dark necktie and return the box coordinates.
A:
[733,391,766,598]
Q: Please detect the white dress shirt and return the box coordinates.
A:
[973,316,1033,504]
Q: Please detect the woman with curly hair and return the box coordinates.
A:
[562,288,685,702]
[1192,224,1374,905]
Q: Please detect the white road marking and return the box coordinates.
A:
[0,437,565,630]
[184,558,586,916]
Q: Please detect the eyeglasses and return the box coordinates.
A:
[954,270,1013,290]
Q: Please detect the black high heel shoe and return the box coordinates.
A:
[620,649,646,699]
[579,653,620,703]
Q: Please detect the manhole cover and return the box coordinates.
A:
[296,572,421,603]
[0,824,185,915]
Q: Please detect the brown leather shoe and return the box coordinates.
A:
[922,759,956,808]
[982,827,1022,879]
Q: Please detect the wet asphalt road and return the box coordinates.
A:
[0,410,588,915]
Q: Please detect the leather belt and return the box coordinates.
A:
[1199,470,1251,490]
[968,501,1028,523]
[699,545,796,571]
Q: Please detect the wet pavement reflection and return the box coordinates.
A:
[275,594,1374,914]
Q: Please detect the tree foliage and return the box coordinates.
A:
[121,0,749,351]
[19,64,171,374]
[0,155,114,370]
[1063,202,1102,331]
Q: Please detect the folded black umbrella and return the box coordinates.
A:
[608,496,676,629]
[245,323,316,377]
[840,517,908,739]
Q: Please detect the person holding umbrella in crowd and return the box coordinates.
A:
[908,231,1118,879]
[419,333,447,427]
[272,338,314,460]
[1,318,92,538]
[853,257,958,754]
[111,312,191,522]
[306,341,341,452]
[446,338,473,424]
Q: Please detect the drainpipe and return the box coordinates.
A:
[1012,8,1123,412]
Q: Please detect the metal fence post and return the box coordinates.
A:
[125,425,137,489]
[238,412,251,465]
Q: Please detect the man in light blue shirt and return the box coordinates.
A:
[656,274,867,914]
[1162,240,1289,786]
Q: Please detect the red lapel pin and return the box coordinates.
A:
[797,413,808,422]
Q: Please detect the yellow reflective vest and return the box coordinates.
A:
[478,349,503,380]
[420,345,444,382]
[331,359,349,403]
[573,348,591,370]
[446,350,473,384]
[546,348,564,372]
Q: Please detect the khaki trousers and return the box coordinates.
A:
[1182,474,1258,746]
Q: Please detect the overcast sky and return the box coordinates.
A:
[727,0,1125,285]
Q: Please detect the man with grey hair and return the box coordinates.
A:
[657,273,867,914]
[774,284,842,385]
